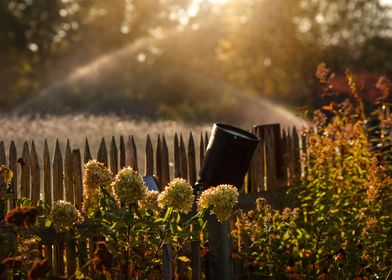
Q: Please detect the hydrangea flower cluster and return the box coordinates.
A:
[82,160,113,215]
[50,200,83,232]
[111,167,147,205]
[138,191,160,213]
[198,184,239,221]
[158,178,194,213]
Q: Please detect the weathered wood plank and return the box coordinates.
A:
[66,236,77,277]
[9,141,17,208]
[265,130,277,190]
[156,135,162,188]
[72,149,83,210]
[199,133,205,170]
[21,141,30,199]
[53,140,64,201]
[119,135,126,169]
[110,136,118,174]
[30,141,40,205]
[64,140,74,203]
[191,240,201,280]
[145,135,154,176]
[97,138,108,167]
[292,126,301,181]
[161,135,170,189]
[84,138,92,164]
[162,243,173,280]
[129,135,138,171]
[43,140,52,206]
[54,242,65,276]
[204,132,209,150]
[0,141,6,202]
[188,133,196,186]
[179,134,187,180]
[174,133,180,178]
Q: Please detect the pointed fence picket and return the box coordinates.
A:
[0,125,306,279]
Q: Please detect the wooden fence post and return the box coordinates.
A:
[174,134,180,178]
[128,135,138,172]
[72,149,83,210]
[84,138,92,164]
[0,141,7,204]
[110,136,118,174]
[188,133,196,186]
[9,141,17,208]
[156,135,162,189]
[65,140,74,204]
[206,216,232,280]
[43,140,52,206]
[21,141,30,199]
[97,138,108,167]
[53,140,63,201]
[145,135,154,176]
[179,134,187,180]
[162,243,173,280]
[161,135,170,188]
[199,133,205,170]
[119,135,126,169]
[30,141,40,205]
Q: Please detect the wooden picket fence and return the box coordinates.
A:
[0,123,305,279]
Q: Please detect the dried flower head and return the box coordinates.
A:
[28,259,51,280]
[111,167,147,205]
[198,184,239,222]
[50,200,83,232]
[158,178,194,213]
[138,191,160,213]
[4,207,38,227]
[82,160,113,215]
[83,160,113,191]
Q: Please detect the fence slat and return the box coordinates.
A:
[53,140,63,201]
[119,135,126,169]
[65,140,74,203]
[0,141,6,202]
[66,236,77,277]
[162,244,173,280]
[43,140,52,206]
[174,134,180,178]
[161,135,170,189]
[145,135,154,176]
[179,134,188,180]
[250,126,265,192]
[84,138,92,164]
[129,135,138,171]
[97,138,108,167]
[191,240,201,280]
[54,243,65,276]
[156,135,162,189]
[72,149,83,210]
[30,141,40,205]
[292,126,301,181]
[265,130,277,190]
[21,141,30,199]
[9,141,17,208]
[199,133,205,170]
[110,136,118,174]
[188,133,196,186]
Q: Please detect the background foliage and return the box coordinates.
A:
[1,0,392,121]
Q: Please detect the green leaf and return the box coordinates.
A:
[177,256,191,263]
